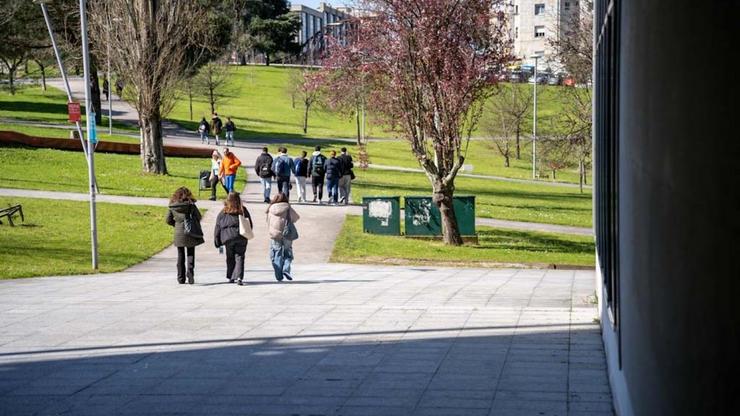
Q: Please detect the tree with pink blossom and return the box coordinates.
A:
[321,0,511,245]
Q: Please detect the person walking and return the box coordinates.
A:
[325,150,342,205]
[337,147,354,205]
[266,193,300,282]
[208,150,228,201]
[272,147,295,199]
[255,147,274,203]
[219,149,242,193]
[293,151,310,203]
[211,112,223,146]
[308,146,327,204]
[214,192,253,285]
[198,117,210,144]
[102,79,109,101]
[224,117,236,146]
[115,78,124,96]
[166,187,204,284]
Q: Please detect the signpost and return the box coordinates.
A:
[68,102,81,123]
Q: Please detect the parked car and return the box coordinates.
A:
[536,72,551,84]
[548,73,563,85]
[508,71,524,83]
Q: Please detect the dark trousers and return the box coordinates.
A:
[326,177,339,203]
[225,239,247,281]
[210,176,228,199]
[176,246,195,283]
[277,176,291,198]
[311,176,324,201]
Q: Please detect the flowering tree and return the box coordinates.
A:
[322,0,510,245]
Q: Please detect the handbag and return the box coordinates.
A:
[183,205,204,239]
[239,206,254,240]
[282,210,299,241]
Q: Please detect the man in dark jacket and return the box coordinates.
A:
[337,147,354,205]
[307,146,327,204]
[293,150,310,203]
[272,146,295,199]
[211,112,223,146]
[254,147,274,203]
[324,150,342,205]
[224,117,236,146]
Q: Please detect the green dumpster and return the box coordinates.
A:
[404,196,476,237]
[362,196,401,235]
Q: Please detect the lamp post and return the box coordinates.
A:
[531,54,540,179]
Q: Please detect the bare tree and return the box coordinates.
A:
[481,98,516,168]
[89,0,213,174]
[287,69,320,135]
[488,84,532,159]
[193,62,231,115]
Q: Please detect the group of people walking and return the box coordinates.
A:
[255,145,354,205]
[207,147,242,200]
[166,189,299,286]
[198,113,236,146]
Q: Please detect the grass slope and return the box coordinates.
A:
[0,147,245,198]
[0,197,173,279]
[331,215,595,267]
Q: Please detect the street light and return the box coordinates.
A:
[530,54,541,179]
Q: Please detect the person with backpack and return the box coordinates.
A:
[224,117,236,146]
[254,147,274,203]
[218,149,241,193]
[272,147,295,199]
[324,150,342,205]
[266,192,300,282]
[293,150,310,203]
[198,117,210,144]
[307,146,327,204]
[214,192,253,286]
[337,147,354,205]
[166,187,204,284]
[211,112,223,146]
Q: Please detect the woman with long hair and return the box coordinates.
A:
[166,187,204,284]
[266,192,300,282]
[214,192,253,285]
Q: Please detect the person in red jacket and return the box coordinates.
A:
[218,149,242,193]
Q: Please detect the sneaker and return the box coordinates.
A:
[237,280,244,286]
[209,196,216,201]
[283,272,293,281]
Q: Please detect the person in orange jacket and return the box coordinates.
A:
[219,148,242,193]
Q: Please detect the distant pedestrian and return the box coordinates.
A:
[214,192,253,285]
[266,193,300,282]
[337,147,354,205]
[308,146,327,204]
[115,78,124,96]
[255,147,274,203]
[102,79,109,101]
[224,117,236,146]
[219,149,242,193]
[166,187,204,284]
[324,150,342,205]
[293,150,310,203]
[272,147,295,199]
[211,112,223,146]
[208,150,228,201]
[198,117,210,144]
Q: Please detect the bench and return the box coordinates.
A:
[0,205,24,226]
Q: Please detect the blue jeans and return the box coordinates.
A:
[277,176,291,198]
[224,174,236,193]
[225,131,234,144]
[326,177,339,203]
[260,177,272,201]
[270,239,293,281]
[199,131,208,143]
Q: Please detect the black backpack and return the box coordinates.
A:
[311,155,326,176]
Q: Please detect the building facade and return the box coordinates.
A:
[504,0,580,69]
[593,0,737,414]
[290,3,352,46]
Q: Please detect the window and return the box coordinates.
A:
[515,27,518,39]
[535,26,546,37]
[564,1,571,10]
[535,3,545,15]
[515,5,519,14]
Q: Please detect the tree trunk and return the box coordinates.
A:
[356,107,362,146]
[265,53,271,66]
[90,65,102,125]
[7,68,15,95]
[433,181,464,246]
[552,169,556,180]
[209,85,215,114]
[39,63,46,91]
[188,85,193,121]
[303,102,310,134]
[140,109,168,174]
[504,154,510,167]
[578,160,584,193]
[515,125,521,159]
[240,53,246,66]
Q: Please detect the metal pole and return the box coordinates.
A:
[107,29,112,135]
[532,56,538,179]
[79,0,99,270]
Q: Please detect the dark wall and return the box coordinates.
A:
[618,0,739,414]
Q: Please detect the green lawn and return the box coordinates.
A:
[351,168,593,228]
[0,197,173,279]
[331,215,595,267]
[0,147,245,198]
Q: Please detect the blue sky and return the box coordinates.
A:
[291,1,351,9]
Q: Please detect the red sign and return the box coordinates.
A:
[68,102,81,123]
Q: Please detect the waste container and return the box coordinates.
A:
[362,196,401,235]
[404,196,476,237]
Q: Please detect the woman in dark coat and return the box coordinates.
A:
[214,192,253,285]
[166,187,205,284]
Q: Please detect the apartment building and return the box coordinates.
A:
[290,2,352,46]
